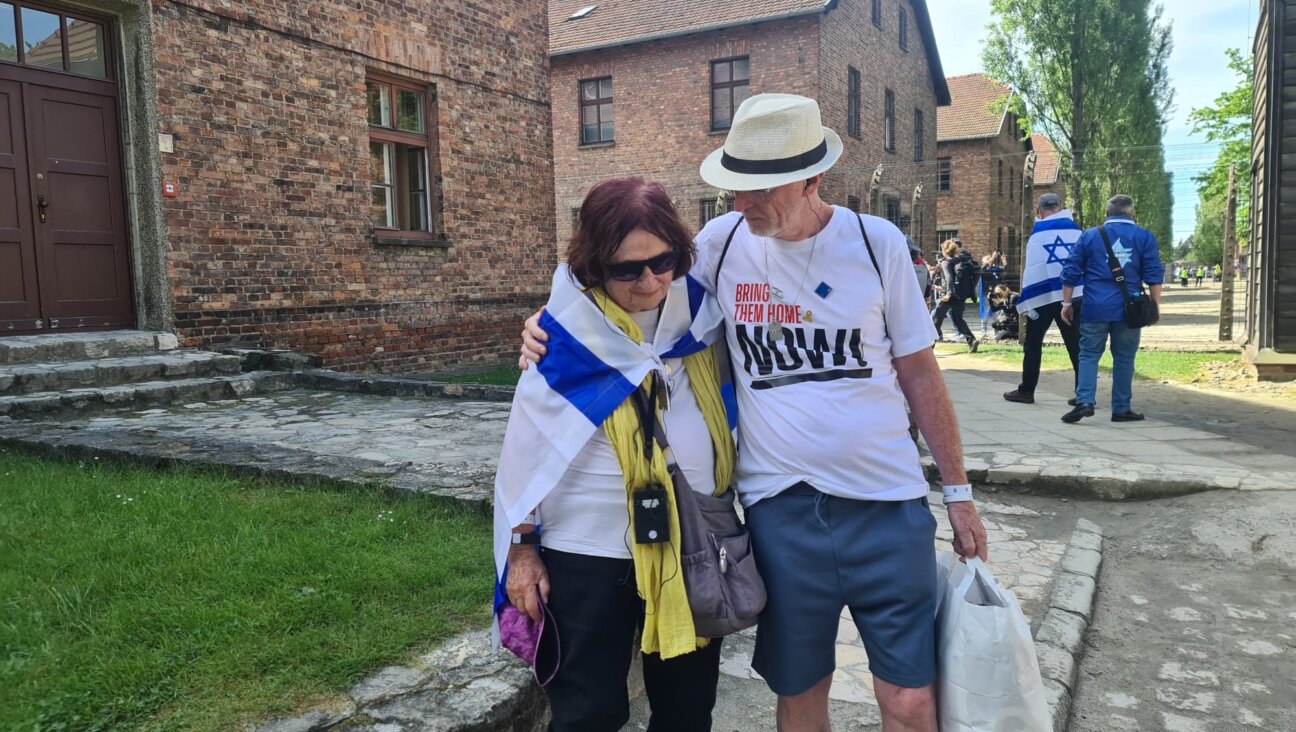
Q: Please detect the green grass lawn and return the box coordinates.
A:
[935,342,1237,384]
[426,364,521,387]
[0,452,493,731]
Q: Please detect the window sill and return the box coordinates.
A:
[372,234,453,249]
[708,129,731,137]
[578,140,616,149]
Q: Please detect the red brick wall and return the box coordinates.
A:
[936,120,1032,269]
[550,18,819,248]
[154,0,554,372]
[818,0,938,249]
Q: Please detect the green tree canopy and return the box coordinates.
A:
[1188,48,1252,249]
[984,0,1174,260]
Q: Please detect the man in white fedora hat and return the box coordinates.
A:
[524,94,987,732]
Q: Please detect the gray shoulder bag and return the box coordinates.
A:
[635,363,766,638]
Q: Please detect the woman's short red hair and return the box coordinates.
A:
[567,177,696,287]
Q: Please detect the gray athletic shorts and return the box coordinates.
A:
[746,482,938,695]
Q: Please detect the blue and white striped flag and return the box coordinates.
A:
[492,265,727,636]
[1018,210,1084,313]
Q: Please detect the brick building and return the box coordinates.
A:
[1,0,553,371]
[548,0,950,253]
[1030,133,1066,206]
[934,73,1032,272]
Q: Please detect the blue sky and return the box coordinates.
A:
[928,0,1258,242]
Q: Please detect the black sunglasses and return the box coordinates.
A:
[606,250,679,282]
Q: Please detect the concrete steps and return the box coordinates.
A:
[0,351,241,395]
[0,372,296,419]
[0,331,180,364]
[0,330,300,418]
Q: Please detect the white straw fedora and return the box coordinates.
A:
[699,94,843,191]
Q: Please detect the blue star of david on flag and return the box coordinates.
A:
[1043,236,1073,265]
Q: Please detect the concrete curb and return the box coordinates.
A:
[1033,518,1104,732]
[293,369,516,403]
[919,457,1280,501]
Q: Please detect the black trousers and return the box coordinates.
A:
[540,548,722,732]
[933,297,975,340]
[1017,299,1081,394]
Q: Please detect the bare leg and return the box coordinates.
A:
[776,673,833,732]
[874,678,937,732]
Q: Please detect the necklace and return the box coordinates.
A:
[763,211,826,339]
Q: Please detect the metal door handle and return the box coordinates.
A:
[37,194,48,223]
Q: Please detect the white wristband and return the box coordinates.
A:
[942,483,974,503]
[1061,301,1073,307]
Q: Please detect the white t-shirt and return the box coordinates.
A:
[694,208,937,507]
[540,309,718,559]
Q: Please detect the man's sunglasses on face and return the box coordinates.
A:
[725,186,779,200]
[607,250,679,282]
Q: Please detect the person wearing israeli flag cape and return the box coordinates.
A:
[494,177,738,731]
[522,94,990,732]
[1003,193,1085,405]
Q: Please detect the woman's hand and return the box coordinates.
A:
[506,545,550,623]
[517,309,549,371]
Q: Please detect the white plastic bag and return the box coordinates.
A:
[935,552,1051,732]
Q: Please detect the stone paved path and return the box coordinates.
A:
[938,370,1296,497]
[625,495,1077,731]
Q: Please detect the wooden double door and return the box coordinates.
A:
[0,8,133,333]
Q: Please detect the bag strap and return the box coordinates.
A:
[856,214,891,341]
[1097,226,1144,304]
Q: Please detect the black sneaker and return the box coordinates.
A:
[1061,403,1095,423]
[1003,389,1035,404]
[1111,411,1145,422]
[968,337,980,354]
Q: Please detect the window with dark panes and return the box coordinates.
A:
[847,66,861,139]
[571,208,581,231]
[899,6,908,50]
[997,159,1004,196]
[938,229,959,243]
[884,197,901,225]
[580,77,614,144]
[938,157,952,192]
[0,2,110,79]
[846,196,861,213]
[884,89,896,153]
[711,58,750,131]
[871,0,882,27]
[367,75,438,236]
[699,194,730,227]
[913,109,924,161]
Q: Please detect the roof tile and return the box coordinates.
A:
[937,73,1010,142]
[1032,134,1063,185]
[550,0,828,55]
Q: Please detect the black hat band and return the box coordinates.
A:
[720,138,828,175]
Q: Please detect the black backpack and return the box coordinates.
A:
[952,254,980,300]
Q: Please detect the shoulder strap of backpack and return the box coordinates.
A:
[712,215,745,287]
[856,214,890,341]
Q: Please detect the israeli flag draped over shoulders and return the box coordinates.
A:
[1017,210,1084,313]
[491,264,726,639]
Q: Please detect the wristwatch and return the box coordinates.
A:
[511,531,540,545]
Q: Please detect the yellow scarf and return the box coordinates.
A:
[592,287,736,659]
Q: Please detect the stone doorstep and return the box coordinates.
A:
[0,331,179,365]
[0,351,241,395]
[0,372,294,418]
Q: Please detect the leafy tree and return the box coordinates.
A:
[984,0,1174,249]
[1188,48,1252,246]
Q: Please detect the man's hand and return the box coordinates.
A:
[506,545,550,623]
[517,309,548,371]
[947,502,988,561]
[1060,303,1074,325]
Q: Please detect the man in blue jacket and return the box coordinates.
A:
[1059,195,1164,423]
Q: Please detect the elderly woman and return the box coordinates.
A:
[492,177,735,732]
